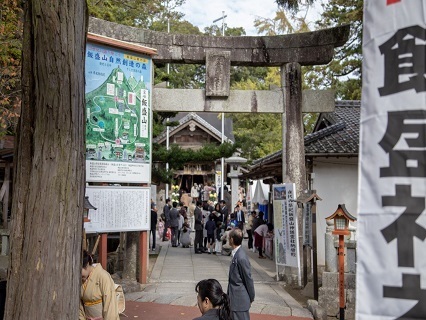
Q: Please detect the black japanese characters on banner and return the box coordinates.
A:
[377,26,426,319]
[379,26,426,96]
[383,274,426,319]
[379,110,426,177]
[381,185,426,267]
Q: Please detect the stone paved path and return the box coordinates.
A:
[124,237,313,319]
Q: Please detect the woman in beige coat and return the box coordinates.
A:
[80,250,119,320]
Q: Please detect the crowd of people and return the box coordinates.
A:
[80,183,273,320]
[80,227,257,320]
[150,184,274,260]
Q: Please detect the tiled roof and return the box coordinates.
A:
[153,112,232,144]
[251,100,360,168]
[304,100,360,155]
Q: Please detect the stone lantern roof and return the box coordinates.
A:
[225,155,247,165]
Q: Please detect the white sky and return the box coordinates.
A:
[178,0,325,36]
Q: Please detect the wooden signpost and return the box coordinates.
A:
[326,204,356,320]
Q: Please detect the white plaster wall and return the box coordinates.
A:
[311,157,359,266]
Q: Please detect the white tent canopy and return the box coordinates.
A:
[251,180,268,204]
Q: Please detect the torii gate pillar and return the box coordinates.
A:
[280,62,307,283]
[282,62,306,191]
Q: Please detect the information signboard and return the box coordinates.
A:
[303,202,312,247]
[85,34,154,183]
[84,186,150,233]
[273,183,300,268]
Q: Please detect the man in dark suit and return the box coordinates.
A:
[194,200,204,254]
[169,201,180,247]
[235,205,245,231]
[220,200,229,227]
[162,198,171,241]
[227,228,255,320]
[150,201,158,251]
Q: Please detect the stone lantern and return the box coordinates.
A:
[225,154,247,207]
[325,204,356,236]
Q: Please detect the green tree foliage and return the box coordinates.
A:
[203,24,270,89]
[0,0,22,137]
[151,18,205,90]
[303,0,363,100]
[87,0,185,28]
[231,113,283,162]
[154,142,236,167]
[229,67,283,162]
[254,6,318,139]
[203,24,245,37]
[254,9,296,35]
[275,0,315,13]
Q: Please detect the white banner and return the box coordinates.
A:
[273,183,300,269]
[357,1,426,319]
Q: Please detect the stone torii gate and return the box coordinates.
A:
[88,17,349,282]
[89,16,349,193]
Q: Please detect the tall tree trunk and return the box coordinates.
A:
[5,1,88,319]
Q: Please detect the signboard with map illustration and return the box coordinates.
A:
[85,34,156,183]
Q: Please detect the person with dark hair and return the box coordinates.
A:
[246,211,255,251]
[178,202,186,245]
[169,201,180,247]
[205,213,216,254]
[80,250,119,320]
[220,226,233,256]
[194,279,232,320]
[150,201,158,251]
[234,205,245,231]
[162,198,171,241]
[227,228,255,320]
[213,202,223,224]
[254,222,274,259]
[194,200,204,254]
[219,200,229,228]
[251,211,264,232]
[181,220,192,248]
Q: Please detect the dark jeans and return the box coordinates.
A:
[257,245,264,257]
[194,229,203,252]
[247,229,253,249]
[171,226,178,246]
[162,222,169,240]
[150,228,156,249]
[237,221,244,231]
